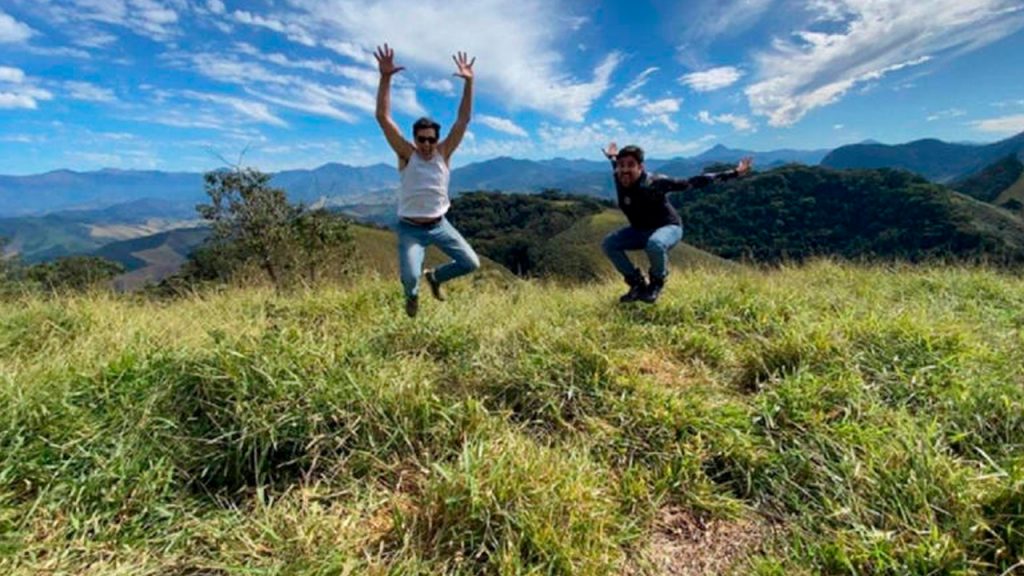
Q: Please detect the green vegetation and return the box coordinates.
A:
[953,154,1024,204]
[449,190,607,277]
[163,167,356,292]
[24,255,124,292]
[2,262,1023,574]
[677,165,1024,264]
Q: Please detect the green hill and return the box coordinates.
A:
[678,164,1024,264]
[535,209,736,281]
[952,155,1024,204]
[3,263,1024,573]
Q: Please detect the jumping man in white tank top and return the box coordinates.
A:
[374,44,481,318]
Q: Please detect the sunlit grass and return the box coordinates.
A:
[2,260,1024,574]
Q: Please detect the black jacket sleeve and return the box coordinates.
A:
[652,169,740,193]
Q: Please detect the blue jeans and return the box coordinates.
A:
[398,217,480,298]
[602,224,683,281]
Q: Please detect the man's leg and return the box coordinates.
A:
[398,222,428,316]
[602,226,650,302]
[425,218,480,299]
[642,224,683,303]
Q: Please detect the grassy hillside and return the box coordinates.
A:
[536,209,736,280]
[4,262,1023,574]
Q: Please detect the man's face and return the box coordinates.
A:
[414,128,438,159]
[615,156,643,187]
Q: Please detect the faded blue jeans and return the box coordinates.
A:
[398,217,480,298]
[601,224,683,281]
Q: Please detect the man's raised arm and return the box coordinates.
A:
[439,51,475,162]
[374,44,414,164]
[656,157,754,192]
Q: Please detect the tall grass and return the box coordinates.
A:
[2,260,1023,574]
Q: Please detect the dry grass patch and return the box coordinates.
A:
[630,507,774,576]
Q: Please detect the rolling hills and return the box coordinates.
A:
[821,131,1024,182]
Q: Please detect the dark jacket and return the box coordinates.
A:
[612,167,740,230]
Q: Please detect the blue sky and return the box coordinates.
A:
[1,0,1023,175]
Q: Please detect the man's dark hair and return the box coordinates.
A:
[412,117,441,137]
[616,145,644,164]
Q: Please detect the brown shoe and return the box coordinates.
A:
[425,269,445,301]
[405,295,419,317]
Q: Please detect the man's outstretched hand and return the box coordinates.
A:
[375,44,404,77]
[602,141,618,161]
[736,156,753,176]
[452,51,475,80]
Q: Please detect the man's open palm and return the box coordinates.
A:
[375,44,404,77]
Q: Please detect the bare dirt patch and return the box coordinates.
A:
[628,507,773,575]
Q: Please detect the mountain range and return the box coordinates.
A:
[0,145,835,219]
[821,132,1024,182]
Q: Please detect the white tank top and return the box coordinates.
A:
[398,152,450,218]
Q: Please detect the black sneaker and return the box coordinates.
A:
[619,274,647,303]
[405,295,419,317]
[425,269,445,301]
[640,278,664,304]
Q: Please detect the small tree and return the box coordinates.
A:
[293,208,354,284]
[189,166,356,291]
[197,167,298,287]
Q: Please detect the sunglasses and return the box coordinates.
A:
[416,136,438,144]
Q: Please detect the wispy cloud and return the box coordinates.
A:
[0,10,35,43]
[679,66,743,92]
[697,110,755,132]
[28,0,182,42]
[422,78,455,95]
[612,67,658,109]
[926,108,966,122]
[180,90,288,127]
[673,0,774,66]
[478,114,528,137]
[65,81,117,102]
[537,121,715,157]
[971,114,1024,135]
[283,0,620,122]
[746,0,1024,127]
[0,66,53,109]
[232,9,316,47]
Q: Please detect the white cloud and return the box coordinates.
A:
[746,0,1024,127]
[673,0,774,65]
[35,0,181,42]
[612,67,658,109]
[477,114,528,137]
[971,114,1024,135]
[0,66,25,83]
[206,0,226,15]
[324,40,365,61]
[0,66,52,109]
[641,98,681,116]
[0,11,35,43]
[697,110,755,132]
[181,90,288,127]
[65,81,117,102]
[537,122,715,157]
[232,10,316,46]
[284,0,621,121]
[423,78,455,95]
[926,108,966,122]
[680,66,743,92]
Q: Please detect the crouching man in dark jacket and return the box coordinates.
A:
[601,142,752,303]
